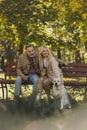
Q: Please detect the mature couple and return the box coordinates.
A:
[14,44,71,109]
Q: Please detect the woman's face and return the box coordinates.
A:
[41,47,49,57]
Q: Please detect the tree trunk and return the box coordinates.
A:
[19,44,23,55]
[57,47,61,59]
[75,50,81,63]
[84,42,87,51]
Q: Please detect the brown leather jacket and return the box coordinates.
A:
[17,52,40,77]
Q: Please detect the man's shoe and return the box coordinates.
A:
[14,95,19,102]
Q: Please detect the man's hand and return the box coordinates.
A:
[22,75,28,81]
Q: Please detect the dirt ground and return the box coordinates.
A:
[0,102,87,130]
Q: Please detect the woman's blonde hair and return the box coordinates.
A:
[38,45,52,60]
[38,45,52,69]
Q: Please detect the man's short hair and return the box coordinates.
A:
[25,44,34,49]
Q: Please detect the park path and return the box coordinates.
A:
[0,102,87,130]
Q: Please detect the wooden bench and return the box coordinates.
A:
[0,62,87,100]
[61,63,87,100]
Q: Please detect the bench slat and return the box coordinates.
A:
[64,81,87,86]
[63,73,87,77]
[62,68,87,72]
[68,63,87,67]
[0,79,32,84]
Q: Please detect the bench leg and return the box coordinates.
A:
[1,84,8,100]
[84,85,87,102]
[1,84,4,100]
[5,84,8,99]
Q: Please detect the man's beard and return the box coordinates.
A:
[29,53,35,57]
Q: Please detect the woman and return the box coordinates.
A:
[36,45,71,109]
[38,45,66,80]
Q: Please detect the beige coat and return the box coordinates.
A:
[17,52,40,77]
[39,56,64,80]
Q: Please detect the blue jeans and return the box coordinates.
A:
[14,74,39,97]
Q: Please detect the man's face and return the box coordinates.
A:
[26,47,35,57]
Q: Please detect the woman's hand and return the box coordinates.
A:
[64,62,69,66]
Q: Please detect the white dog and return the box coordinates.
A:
[53,77,61,96]
[52,77,71,110]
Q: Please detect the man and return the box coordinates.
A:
[14,44,40,101]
